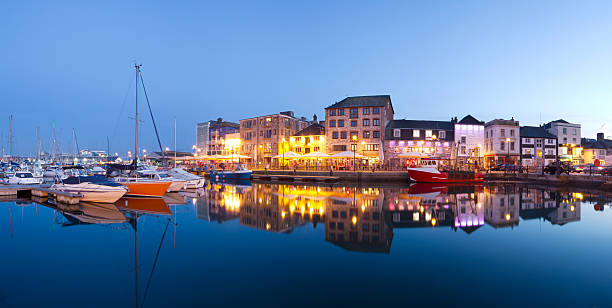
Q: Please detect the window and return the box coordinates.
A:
[439,131,446,139]
[363,144,379,151]
[350,132,358,140]
[333,145,347,151]
[510,142,515,151]
[372,119,380,126]
[562,128,567,134]
[350,108,359,118]
[329,109,336,116]
[338,120,344,127]
[461,146,466,154]
[500,141,505,150]
[413,130,420,138]
[372,224,380,232]
[372,107,379,114]
[393,129,400,137]
[329,120,336,127]
[525,138,531,143]
[337,222,344,230]
[363,119,370,126]
[573,129,577,135]
[332,132,338,139]
[510,129,515,136]
[363,131,370,138]
[362,224,369,232]
[351,120,358,127]
[332,211,338,217]
[461,136,466,144]
[265,130,272,138]
[572,138,576,143]
[340,132,347,139]
[373,131,380,138]
[338,109,344,116]
[501,129,505,137]
[329,222,336,229]
[363,107,370,115]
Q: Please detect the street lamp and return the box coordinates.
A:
[351,135,358,172]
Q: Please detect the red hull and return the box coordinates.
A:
[408,169,483,183]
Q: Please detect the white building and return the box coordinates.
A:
[519,126,557,168]
[543,119,582,164]
[453,115,485,167]
[484,118,520,168]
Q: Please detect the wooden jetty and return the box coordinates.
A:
[0,184,83,204]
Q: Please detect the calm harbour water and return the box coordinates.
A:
[2,182,612,307]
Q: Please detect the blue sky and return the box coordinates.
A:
[1,0,611,156]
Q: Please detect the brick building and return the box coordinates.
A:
[324,95,394,162]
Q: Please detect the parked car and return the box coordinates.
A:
[491,164,521,172]
[573,164,604,174]
[543,162,571,175]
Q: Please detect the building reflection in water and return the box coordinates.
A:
[190,182,588,253]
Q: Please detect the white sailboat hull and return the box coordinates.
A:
[52,183,127,203]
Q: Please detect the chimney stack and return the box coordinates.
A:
[597,132,604,142]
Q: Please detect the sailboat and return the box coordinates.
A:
[112,64,171,197]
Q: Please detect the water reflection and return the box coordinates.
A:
[7,183,599,254]
[185,182,603,254]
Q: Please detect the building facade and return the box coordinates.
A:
[519,126,558,168]
[453,115,485,167]
[286,123,325,155]
[324,95,394,162]
[196,118,240,156]
[581,133,612,166]
[484,118,520,168]
[240,111,310,167]
[384,119,455,168]
[543,119,582,164]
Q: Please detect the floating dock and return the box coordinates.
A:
[0,184,83,204]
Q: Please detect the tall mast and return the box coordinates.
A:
[135,64,141,166]
[35,127,39,160]
[174,116,177,168]
[9,115,13,158]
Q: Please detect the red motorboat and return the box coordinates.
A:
[407,158,483,183]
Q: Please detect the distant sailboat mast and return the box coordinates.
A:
[135,64,141,167]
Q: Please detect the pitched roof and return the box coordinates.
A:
[386,119,454,130]
[581,138,611,149]
[326,95,391,109]
[543,119,572,129]
[458,115,484,125]
[293,123,325,136]
[520,126,557,139]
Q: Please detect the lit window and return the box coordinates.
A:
[413,130,420,138]
[393,129,400,138]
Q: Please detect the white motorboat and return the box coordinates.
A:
[51,182,128,203]
[167,167,205,189]
[4,171,43,185]
[137,170,186,192]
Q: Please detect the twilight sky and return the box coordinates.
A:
[2,0,612,156]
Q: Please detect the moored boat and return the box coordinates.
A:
[4,171,43,185]
[210,164,252,182]
[116,178,172,197]
[51,182,128,203]
[407,158,483,183]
